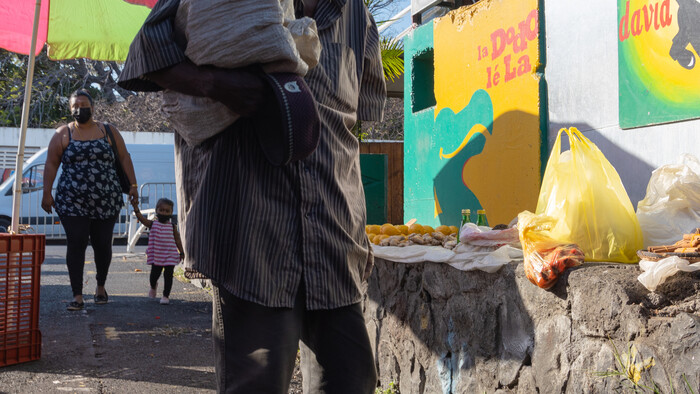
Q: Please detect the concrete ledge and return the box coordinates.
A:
[363,258,700,392]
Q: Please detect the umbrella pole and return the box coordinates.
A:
[11,0,42,234]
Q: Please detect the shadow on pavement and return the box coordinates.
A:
[1,247,216,393]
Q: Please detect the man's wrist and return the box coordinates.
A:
[200,65,219,99]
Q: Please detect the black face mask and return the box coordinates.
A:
[71,107,91,124]
[156,214,172,223]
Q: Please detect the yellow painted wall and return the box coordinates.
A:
[432,0,543,225]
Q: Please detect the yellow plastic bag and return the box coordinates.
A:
[535,128,643,263]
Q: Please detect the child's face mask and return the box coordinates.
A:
[156,204,173,223]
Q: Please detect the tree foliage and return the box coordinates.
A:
[95,92,171,133]
[380,37,404,83]
[0,47,171,132]
[362,0,405,139]
[365,0,405,82]
[365,0,395,16]
[0,47,144,129]
[362,97,404,140]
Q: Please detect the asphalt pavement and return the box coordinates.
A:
[0,243,217,393]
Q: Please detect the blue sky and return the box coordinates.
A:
[373,0,412,40]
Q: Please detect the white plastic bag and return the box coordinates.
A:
[638,256,700,292]
[164,0,321,146]
[459,223,520,247]
[636,154,700,247]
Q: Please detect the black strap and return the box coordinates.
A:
[294,0,304,18]
[103,123,121,163]
[99,122,107,139]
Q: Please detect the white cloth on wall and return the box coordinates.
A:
[372,244,524,273]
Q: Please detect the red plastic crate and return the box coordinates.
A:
[0,234,45,367]
[0,330,41,367]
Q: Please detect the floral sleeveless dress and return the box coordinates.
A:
[55,128,123,219]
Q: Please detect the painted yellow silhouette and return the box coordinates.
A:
[461,116,541,225]
[439,124,490,160]
[434,187,442,217]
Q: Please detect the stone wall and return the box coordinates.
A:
[363,258,700,393]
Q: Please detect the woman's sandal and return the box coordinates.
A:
[67,301,84,311]
[94,291,109,305]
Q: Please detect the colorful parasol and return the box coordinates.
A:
[0,0,155,61]
[0,0,156,233]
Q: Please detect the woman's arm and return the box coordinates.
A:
[131,202,152,229]
[41,127,69,213]
[106,124,139,203]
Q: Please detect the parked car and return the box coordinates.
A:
[0,144,177,238]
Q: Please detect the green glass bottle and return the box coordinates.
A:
[476,209,488,227]
[458,209,471,243]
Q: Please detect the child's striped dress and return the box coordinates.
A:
[146,220,180,266]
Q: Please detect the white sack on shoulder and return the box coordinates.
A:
[177,0,310,75]
[164,0,321,147]
[285,18,321,71]
[637,256,700,292]
[162,95,238,147]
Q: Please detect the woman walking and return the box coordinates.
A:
[41,89,138,310]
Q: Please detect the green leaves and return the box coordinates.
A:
[0,48,136,128]
[380,37,404,82]
[364,0,405,82]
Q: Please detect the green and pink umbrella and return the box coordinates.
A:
[0,0,156,232]
[1,0,155,60]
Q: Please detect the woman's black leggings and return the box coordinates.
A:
[60,215,118,297]
[150,265,175,297]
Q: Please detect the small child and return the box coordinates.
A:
[132,198,184,305]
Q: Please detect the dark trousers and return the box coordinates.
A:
[60,215,117,297]
[212,283,377,394]
[150,265,174,297]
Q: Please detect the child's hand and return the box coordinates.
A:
[179,252,185,261]
[131,199,139,209]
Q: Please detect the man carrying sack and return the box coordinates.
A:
[118,0,386,392]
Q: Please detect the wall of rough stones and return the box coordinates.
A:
[363,259,700,393]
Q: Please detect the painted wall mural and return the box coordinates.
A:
[618,0,700,128]
[403,0,545,227]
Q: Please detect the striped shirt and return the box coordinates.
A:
[146,220,181,267]
[118,0,386,309]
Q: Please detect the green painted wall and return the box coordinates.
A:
[403,23,445,225]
